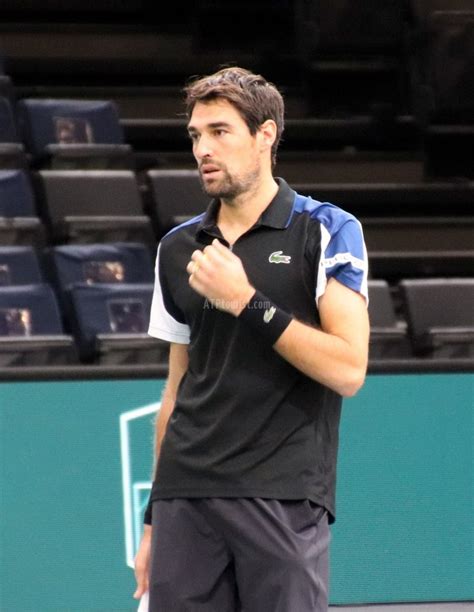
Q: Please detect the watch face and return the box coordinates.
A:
[0,307,32,336]
[53,116,94,144]
[107,299,146,334]
[83,261,125,284]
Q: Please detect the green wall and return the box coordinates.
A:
[0,374,472,610]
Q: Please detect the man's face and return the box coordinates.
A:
[187,99,262,201]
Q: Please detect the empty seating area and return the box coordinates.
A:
[0,1,472,368]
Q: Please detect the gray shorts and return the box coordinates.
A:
[149,497,330,612]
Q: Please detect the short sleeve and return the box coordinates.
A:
[316,216,369,304]
[148,243,191,343]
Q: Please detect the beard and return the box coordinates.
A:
[199,162,261,203]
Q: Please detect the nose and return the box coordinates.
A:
[193,134,213,161]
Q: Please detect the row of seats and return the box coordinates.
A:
[0,242,167,366]
[0,167,209,245]
[369,279,474,359]
[2,168,473,261]
[0,242,472,366]
[0,94,132,170]
[0,81,473,185]
[0,282,167,367]
[0,243,154,287]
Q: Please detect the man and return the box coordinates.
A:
[134,67,369,611]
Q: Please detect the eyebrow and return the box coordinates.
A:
[187,121,232,134]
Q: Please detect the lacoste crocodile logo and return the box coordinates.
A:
[268,251,291,264]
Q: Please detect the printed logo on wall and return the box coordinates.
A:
[119,402,160,568]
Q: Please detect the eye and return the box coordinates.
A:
[214,129,227,137]
[188,132,199,143]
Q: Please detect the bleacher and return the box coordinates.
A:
[0,0,472,371]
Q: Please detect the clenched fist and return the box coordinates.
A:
[186,239,255,317]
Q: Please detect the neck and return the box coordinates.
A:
[217,175,279,242]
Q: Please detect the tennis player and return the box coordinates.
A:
[134,67,369,612]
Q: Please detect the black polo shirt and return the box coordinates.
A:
[147,178,368,522]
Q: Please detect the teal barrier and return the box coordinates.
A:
[333,374,473,604]
[0,374,472,610]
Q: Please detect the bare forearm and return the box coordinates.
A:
[275,319,368,397]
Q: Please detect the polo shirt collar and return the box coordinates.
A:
[196,178,295,241]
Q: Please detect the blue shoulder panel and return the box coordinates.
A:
[293,193,369,301]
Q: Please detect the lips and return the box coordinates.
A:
[200,164,221,176]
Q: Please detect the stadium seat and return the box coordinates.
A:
[67,283,166,364]
[0,169,44,246]
[17,98,133,169]
[36,170,154,244]
[399,278,474,357]
[0,283,77,366]
[368,280,411,359]
[0,246,43,285]
[146,169,209,235]
[47,242,154,297]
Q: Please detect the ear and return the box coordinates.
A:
[257,119,277,154]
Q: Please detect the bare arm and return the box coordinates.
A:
[274,277,369,396]
[133,342,189,600]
